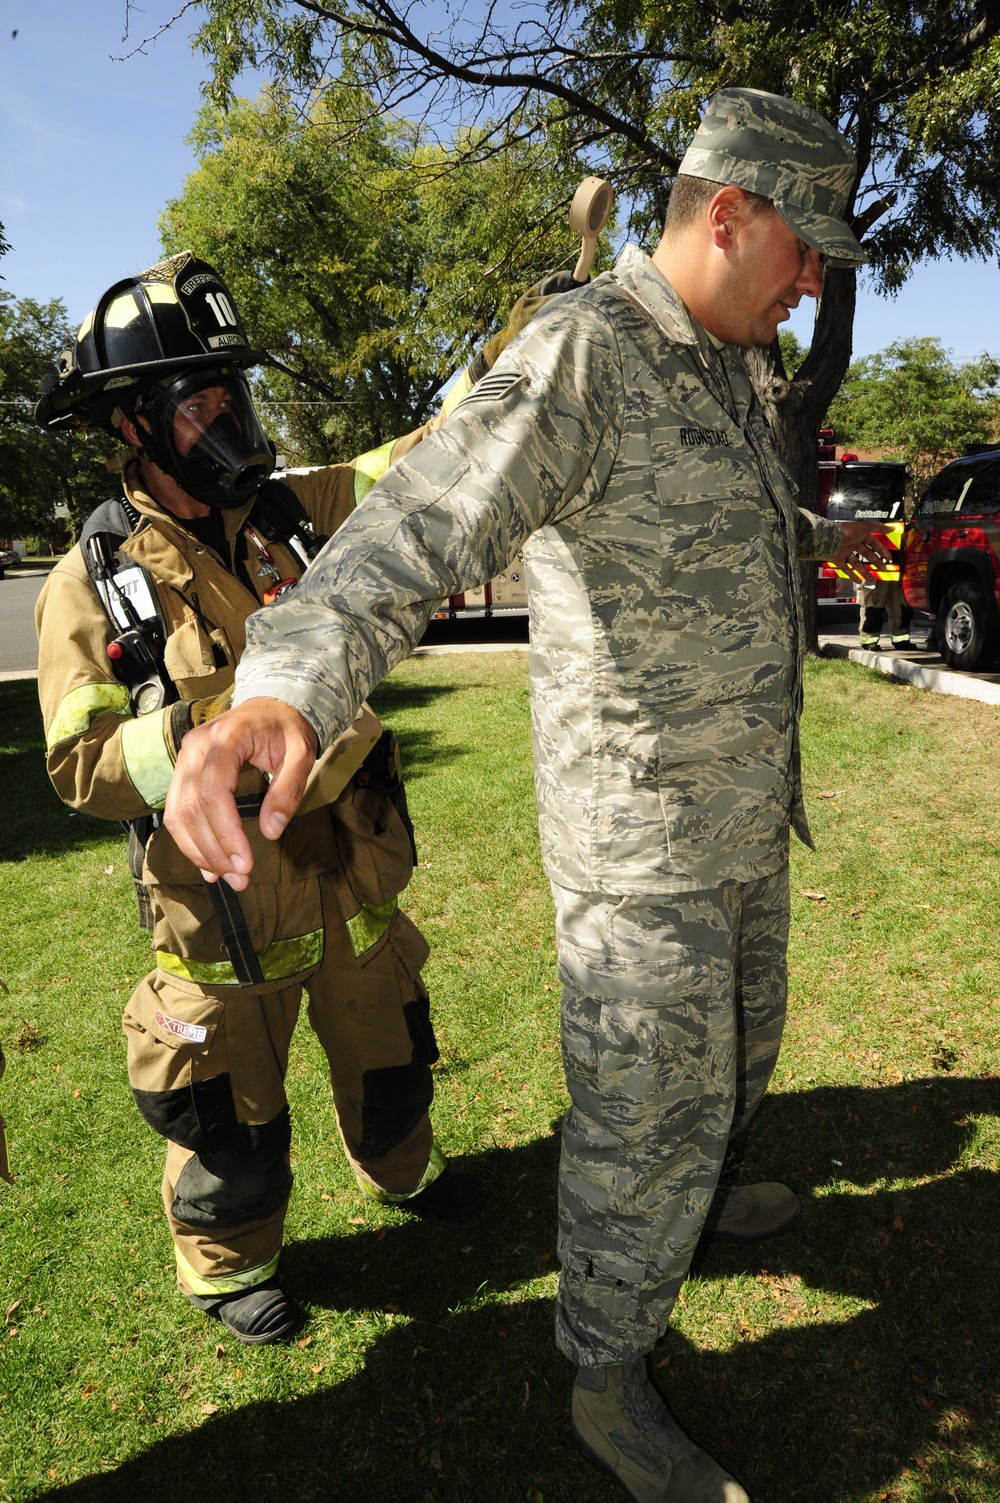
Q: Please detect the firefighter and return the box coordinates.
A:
[33,251,482,1346]
[858,576,912,650]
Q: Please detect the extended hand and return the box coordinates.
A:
[163,698,319,890]
[829,519,891,583]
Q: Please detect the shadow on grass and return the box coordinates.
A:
[0,682,117,863]
[37,1077,1000,1503]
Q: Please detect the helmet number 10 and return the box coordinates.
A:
[205,290,237,329]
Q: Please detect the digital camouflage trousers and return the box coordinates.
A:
[552,862,790,1366]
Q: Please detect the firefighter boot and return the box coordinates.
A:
[704,1181,801,1243]
[402,1165,484,1218]
[188,1280,302,1345]
[571,1360,750,1502]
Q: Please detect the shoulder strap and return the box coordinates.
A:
[249,478,328,563]
[80,494,169,637]
[79,491,175,714]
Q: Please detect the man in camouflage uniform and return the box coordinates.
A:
[164,91,878,1499]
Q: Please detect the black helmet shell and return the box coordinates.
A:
[35,251,260,432]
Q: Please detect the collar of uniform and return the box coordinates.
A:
[121,457,256,552]
[609,243,701,347]
[118,461,236,589]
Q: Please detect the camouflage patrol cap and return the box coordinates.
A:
[678,87,867,268]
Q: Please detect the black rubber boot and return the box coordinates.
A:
[191,1279,302,1345]
[401,1166,484,1218]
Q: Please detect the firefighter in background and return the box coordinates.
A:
[33,252,482,1346]
[858,574,912,650]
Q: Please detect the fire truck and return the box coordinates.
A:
[814,431,908,601]
[438,558,528,617]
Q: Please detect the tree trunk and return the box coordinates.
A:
[745,268,858,652]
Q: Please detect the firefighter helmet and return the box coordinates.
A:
[35,252,274,508]
[34,250,259,434]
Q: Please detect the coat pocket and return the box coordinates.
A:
[330,784,416,908]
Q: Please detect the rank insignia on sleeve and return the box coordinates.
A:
[461,370,525,405]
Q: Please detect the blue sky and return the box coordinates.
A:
[3,0,1000,366]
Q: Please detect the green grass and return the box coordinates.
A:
[1,655,999,1502]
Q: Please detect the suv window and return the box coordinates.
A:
[957,458,1000,517]
[915,465,974,519]
[826,465,907,522]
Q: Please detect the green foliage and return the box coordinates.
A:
[187,1,1000,291]
[778,329,809,381]
[3,657,1000,1499]
[160,88,599,464]
[0,295,119,543]
[826,336,1000,480]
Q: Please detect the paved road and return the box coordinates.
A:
[0,569,50,678]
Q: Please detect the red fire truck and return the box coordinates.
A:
[815,431,908,601]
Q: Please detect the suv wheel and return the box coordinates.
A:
[938,579,999,671]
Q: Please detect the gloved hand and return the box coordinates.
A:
[471,269,589,382]
[166,687,234,760]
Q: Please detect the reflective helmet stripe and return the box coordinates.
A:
[175,1247,281,1298]
[46,681,131,751]
[155,927,325,986]
[120,709,175,810]
[352,438,398,505]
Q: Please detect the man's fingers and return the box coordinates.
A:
[164,699,319,877]
[165,731,253,878]
[259,735,317,840]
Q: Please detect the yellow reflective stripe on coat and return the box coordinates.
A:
[345,898,397,957]
[353,438,397,504]
[45,681,131,751]
[439,366,473,419]
[120,708,175,810]
[175,1247,281,1298]
[156,927,325,987]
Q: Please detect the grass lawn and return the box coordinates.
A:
[0,652,998,1503]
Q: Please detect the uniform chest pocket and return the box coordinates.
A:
[163,616,232,687]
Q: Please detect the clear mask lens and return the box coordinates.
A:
[148,370,273,508]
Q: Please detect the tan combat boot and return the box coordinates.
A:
[708,1181,801,1243]
[571,1359,750,1503]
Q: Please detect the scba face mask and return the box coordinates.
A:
[135,369,274,509]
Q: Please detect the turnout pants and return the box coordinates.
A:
[552,863,790,1366]
[859,578,912,642]
[123,871,439,1300]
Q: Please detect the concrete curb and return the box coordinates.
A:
[819,639,1000,706]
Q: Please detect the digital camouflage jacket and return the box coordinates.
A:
[233,246,843,894]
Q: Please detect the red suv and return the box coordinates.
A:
[901,449,1000,671]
